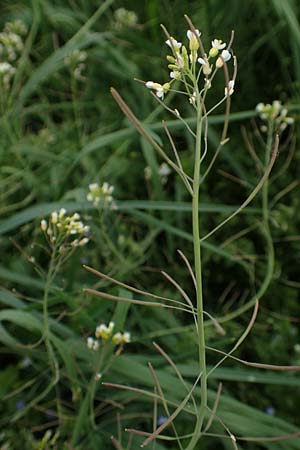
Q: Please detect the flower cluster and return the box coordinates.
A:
[0,19,27,90]
[40,208,89,248]
[96,321,115,340]
[256,101,294,132]
[86,321,131,350]
[64,49,87,80]
[145,27,234,102]
[87,182,116,209]
[113,8,138,30]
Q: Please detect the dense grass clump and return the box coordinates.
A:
[0,1,299,449]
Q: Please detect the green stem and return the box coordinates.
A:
[90,344,107,427]
[43,249,58,371]
[186,92,207,450]
[262,121,274,226]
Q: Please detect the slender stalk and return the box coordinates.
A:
[43,248,58,373]
[186,89,207,449]
[262,121,274,226]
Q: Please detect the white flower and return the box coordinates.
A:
[285,117,294,125]
[165,37,182,51]
[0,62,14,73]
[211,39,226,50]
[145,81,170,99]
[87,181,115,208]
[256,103,264,113]
[144,166,152,180]
[87,337,94,349]
[89,182,99,191]
[221,49,231,62]
[40,220,47,231]
[123,332,131,343]
[187,29,201,51]
[225,80,235,96]
[209,39,226,57]
[158,162,171,177]
[156,86,164,98]
[50,211,58,224]
[93,340,99,351]
[255,100,294,129]
[198,56,212,75]
[112,331,131,345]
[272,100,281,112]
[189,91,197,106]
[216,49,231,68]
[59,208,66,219]
[187,29,201,40]
[79,237,89,246]
[145,81,154,89]
[95,321,115,340]
[204,78,212,89]
[170,71,180,80]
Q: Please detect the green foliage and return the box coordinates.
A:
[0,1,299,449]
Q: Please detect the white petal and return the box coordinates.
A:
[221,49,231,62]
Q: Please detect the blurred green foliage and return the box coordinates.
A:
[0,0,299,449]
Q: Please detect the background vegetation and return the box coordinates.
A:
[0,0,299,449]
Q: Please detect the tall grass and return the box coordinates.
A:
[0,1,299,449]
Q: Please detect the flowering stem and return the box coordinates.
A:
[43,248,58,373]
[262,121,274,226]
[186,89,207,449]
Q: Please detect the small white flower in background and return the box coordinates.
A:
[95,372,102,381]
[209,39,226,57]
[165,36,182,52]
[216,49,231,68]
[20,357,32,368]
[144,166,152,180]
[0,61,15,73]
[295,344,300,355]
[87,337,99,351]
[158,162,171,185]
[225,80,235,97]
[95,321,115,341]
[0,31,24,61]
[64,49,87,80]
[87,182,115,208]
[113,8,138,30]
[40,219,47,231]
[158,162,171,177]
[112,331,131,345]
[187,29,201,52]
[255,100,294,132]
[51,211,58,224]
[0,61,16,89]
